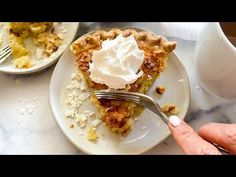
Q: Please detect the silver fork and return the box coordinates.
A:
[0,46,11,64]
[94,89,229,154]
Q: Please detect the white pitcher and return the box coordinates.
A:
[194,22,236,100]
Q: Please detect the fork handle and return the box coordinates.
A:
[150,101,169,125]
[159,112,169,125]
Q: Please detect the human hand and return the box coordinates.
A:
[168,116,236,155]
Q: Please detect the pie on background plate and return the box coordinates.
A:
[49,27,190,154]
[0,22,79,74]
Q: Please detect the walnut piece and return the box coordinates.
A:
[156,85,165,94]
[162,103,180,115]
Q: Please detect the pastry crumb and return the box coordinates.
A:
[156,85,165,94]
[87,127,98,141]
[78,132,84,136]
[65,109,74,118]
[75,114,87,128]
[162,103,180,115]
[70,124,74,128]
[133,117,140,121]
[91,119,101,127]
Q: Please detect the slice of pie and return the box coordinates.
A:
[70,29,176,135]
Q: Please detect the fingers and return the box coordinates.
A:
[168,116,221,155]
[199,123,236,154]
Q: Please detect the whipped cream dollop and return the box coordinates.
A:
[89,34,144,89]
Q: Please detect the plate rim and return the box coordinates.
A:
[0,22,79,75]
[49,28,190,154]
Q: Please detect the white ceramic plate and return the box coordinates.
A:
[0,22,79,74]
[49,33,190,154]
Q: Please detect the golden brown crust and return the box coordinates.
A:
[70,29,176,135]
[71,29,176,55]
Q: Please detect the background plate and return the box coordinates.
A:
[0,22,79,74]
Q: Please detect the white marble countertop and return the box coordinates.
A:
[0,22,235,154]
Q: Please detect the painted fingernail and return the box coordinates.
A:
[169,115,182,127]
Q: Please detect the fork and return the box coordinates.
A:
[0,46,11,64]
[94,90,169,124]
[94,89,229,154]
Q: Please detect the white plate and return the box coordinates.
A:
[49,32,190,155]
[0,22,79,74]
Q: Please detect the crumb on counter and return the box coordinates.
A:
[70,124,74,128]
[162,103,180,115]
[87,127,98,141]
[156,85,165,94]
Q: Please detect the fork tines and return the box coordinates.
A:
[0,46,11,60]
[94,90,141,104]
[0,46,11,54]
